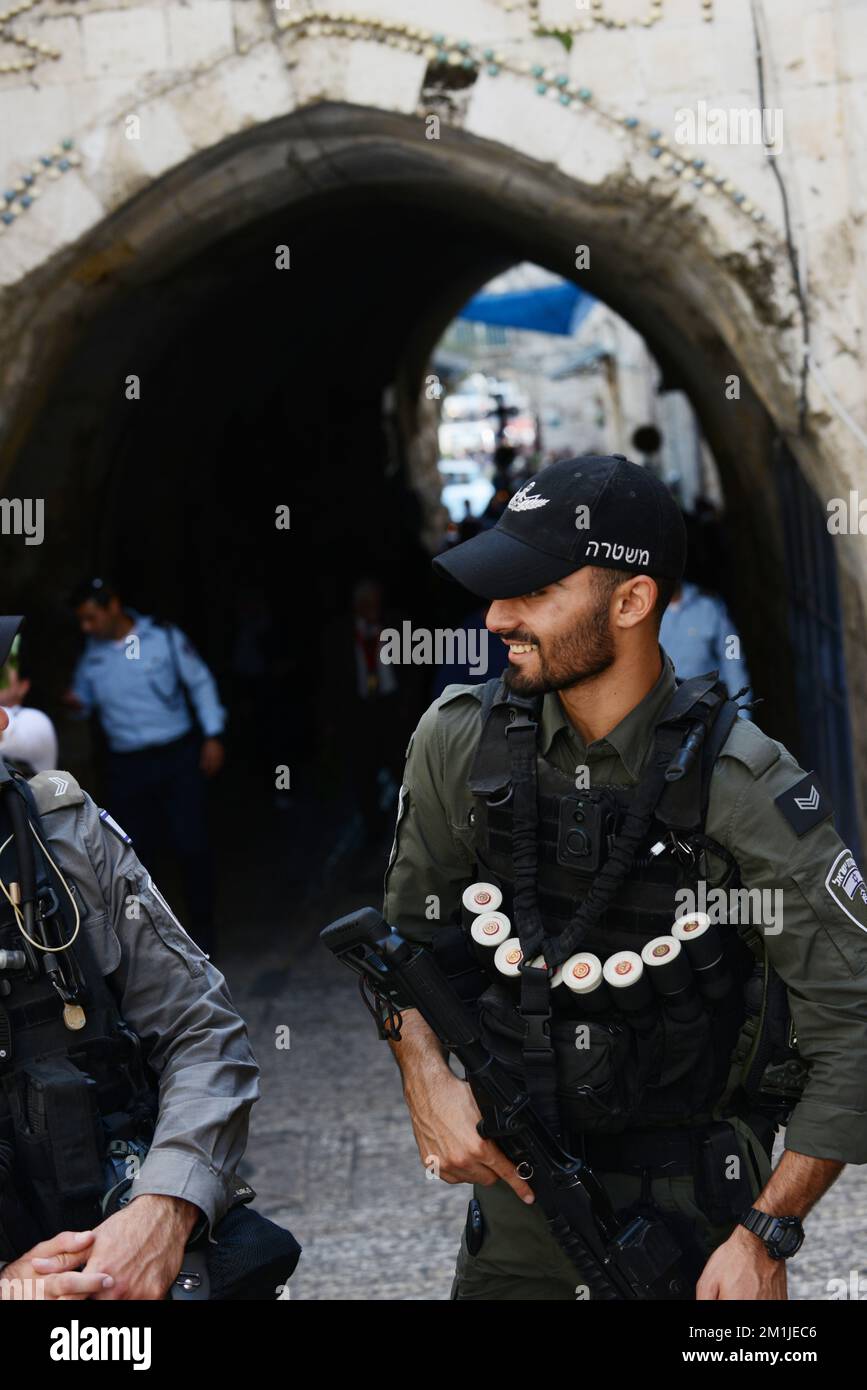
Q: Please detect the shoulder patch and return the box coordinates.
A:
[98,807,133,846]
[28,770,85,813]
[824,849,867,933]
[717,718,781,780]
[774,770,833,837]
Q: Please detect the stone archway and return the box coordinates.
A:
[0,5,863,836]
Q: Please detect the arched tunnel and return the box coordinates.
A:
[0,103,860,934]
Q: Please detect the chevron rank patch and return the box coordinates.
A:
[825,850,867,934]
[773,771,831,836]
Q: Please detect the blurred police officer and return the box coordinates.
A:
[661,579,751,703]
[65,579,225,955]
[0,617,299,1300]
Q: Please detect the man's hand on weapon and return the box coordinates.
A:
[400,1014,534,1203]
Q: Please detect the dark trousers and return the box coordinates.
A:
[107,732,215,954]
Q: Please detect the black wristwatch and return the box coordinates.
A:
[740,1208,805,1260]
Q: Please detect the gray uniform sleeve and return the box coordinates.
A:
[61,789,260,1229]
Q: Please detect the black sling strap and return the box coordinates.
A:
[504,700,561,1135]
[500,673,731,1137]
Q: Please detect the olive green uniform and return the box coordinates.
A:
[383,650,867,1299]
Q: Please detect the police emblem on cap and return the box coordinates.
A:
[508,480,550,512]
[773,771,831,836]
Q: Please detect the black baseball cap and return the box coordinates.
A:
[433,454,686,599]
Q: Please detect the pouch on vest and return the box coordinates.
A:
[4,1056,105,1240]
[477,981,641,1132]
[693,1121,758,1224]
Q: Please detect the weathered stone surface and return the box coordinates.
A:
[0,0,866,833]
[82,6,170,81]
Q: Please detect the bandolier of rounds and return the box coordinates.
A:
[0,139,79,233]
[0,0,62,75]
[277,6,766,229]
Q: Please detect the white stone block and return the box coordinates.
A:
[63,77,136,133]
[834,6,867,80]
[167,0,234,70]
[563,27,650,103]
[766,8,837,88]
[782,83,843,161]
[170,44,294,153]
[344,40,426,113]
[82,7,169,81]
[0,173,105,286]
[634,23,722,94]
[233,0,272,52]
[556,112,629,188]
[29,15,85,86]
[467,70,602,171]
[0,85,71,179]
[118,99,196,179]
[213,44,297,127]
[288,35,351,107]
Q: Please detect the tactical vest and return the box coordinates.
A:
[443,673,806,1144]
[0,781,157,1261]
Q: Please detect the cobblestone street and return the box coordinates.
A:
[219,878,866,1303]
[224,887,467,1301]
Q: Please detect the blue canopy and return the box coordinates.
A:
[458,280,594,337]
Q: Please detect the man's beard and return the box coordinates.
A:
[502,599,615,696]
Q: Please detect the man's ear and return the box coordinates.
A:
[616,575,657,628]
[18,677,31,701]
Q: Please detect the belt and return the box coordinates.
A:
[108,729,196,758]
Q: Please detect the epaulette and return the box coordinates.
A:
[715,717,782,781]
[26,769,86,813]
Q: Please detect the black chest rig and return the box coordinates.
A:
[453,673,781,1141]
[0,776,157,1261]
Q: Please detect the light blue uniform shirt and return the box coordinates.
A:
[72,612,226,753]
[659,581,751,706]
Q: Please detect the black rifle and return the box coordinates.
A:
[322,907,699,1301]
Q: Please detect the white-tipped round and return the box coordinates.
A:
[672,912,711,942]
[463,881,503,915]
[561,952,603,994]
[470,912,511,948]
[641,935,682,967]
[602,950,644,989]
[494,938,524,977]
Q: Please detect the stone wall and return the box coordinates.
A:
[0,0,865,817]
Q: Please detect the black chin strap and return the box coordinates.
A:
[504,701,561,1134]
